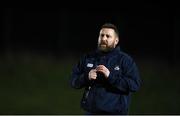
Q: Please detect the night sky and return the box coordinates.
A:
[2,2,180,61]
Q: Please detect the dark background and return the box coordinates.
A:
[1,2,180,114]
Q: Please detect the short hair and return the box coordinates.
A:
[101,23,119,38]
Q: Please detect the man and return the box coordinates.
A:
[70,23,141,114]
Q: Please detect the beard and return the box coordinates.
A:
[98,42,115,52]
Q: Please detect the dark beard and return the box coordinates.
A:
[98,44,114,52]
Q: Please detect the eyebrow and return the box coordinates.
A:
[100,33,112,37]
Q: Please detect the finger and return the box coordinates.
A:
[91,73,97,77]
[96,66,104,70]
[97,67,106,72]
[91,75,97,79]
[89,74,97,80]
[90,69,96,73]
[98,65,105,68]
[97,65,106,69]
[97,69,105,74]
[96,65,103,68]
[91,71,97,75]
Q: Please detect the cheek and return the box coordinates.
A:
[109,40,116,47]
[98,38,101,43]
[108,39,114,44]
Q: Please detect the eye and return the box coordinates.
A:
[101,34,104,37]
[106,34,110,38]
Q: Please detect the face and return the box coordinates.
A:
[98,28,119,52]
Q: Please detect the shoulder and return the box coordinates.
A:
[83,50,97,59]
[116,50,138,70]
[79,50,96,61]
[118,50,134,62]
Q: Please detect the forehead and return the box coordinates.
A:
[99,28,115,35]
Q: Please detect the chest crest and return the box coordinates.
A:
[114,66,120,70]
[86,63,93,68]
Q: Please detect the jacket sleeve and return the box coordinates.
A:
[107,56,142,94]
[70,55,91,89]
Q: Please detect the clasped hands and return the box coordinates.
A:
[88,65,110,80]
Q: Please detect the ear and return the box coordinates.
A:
[115,37,119,45]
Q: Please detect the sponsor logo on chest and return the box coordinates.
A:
[87,63,93,68]
[114,66,120,70]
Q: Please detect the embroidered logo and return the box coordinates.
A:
[114,66,120,70]
[87,63,93,68]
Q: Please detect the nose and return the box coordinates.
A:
[101,35,107,41]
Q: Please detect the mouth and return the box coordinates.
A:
[100,41,107,45]
[100,42,107,45]
[100,44,106,46]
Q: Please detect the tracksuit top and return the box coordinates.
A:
[70,46,141,114]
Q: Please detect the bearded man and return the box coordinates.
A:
[70,23,142,115]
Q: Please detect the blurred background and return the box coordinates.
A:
[1,2,180,114]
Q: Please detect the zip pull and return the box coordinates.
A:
[85,86,91,98]
[88,86,91,90]
[82,86,92,104]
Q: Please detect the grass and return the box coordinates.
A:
[0,53,179,114]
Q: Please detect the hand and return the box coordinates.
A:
[88,69,97,80]
[96,65,110,79]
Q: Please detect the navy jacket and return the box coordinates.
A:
[70,46,141,114]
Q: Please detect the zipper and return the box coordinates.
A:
[82,86,91,104]
[85,86,91,98]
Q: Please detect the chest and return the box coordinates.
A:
[84,55,123,74]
